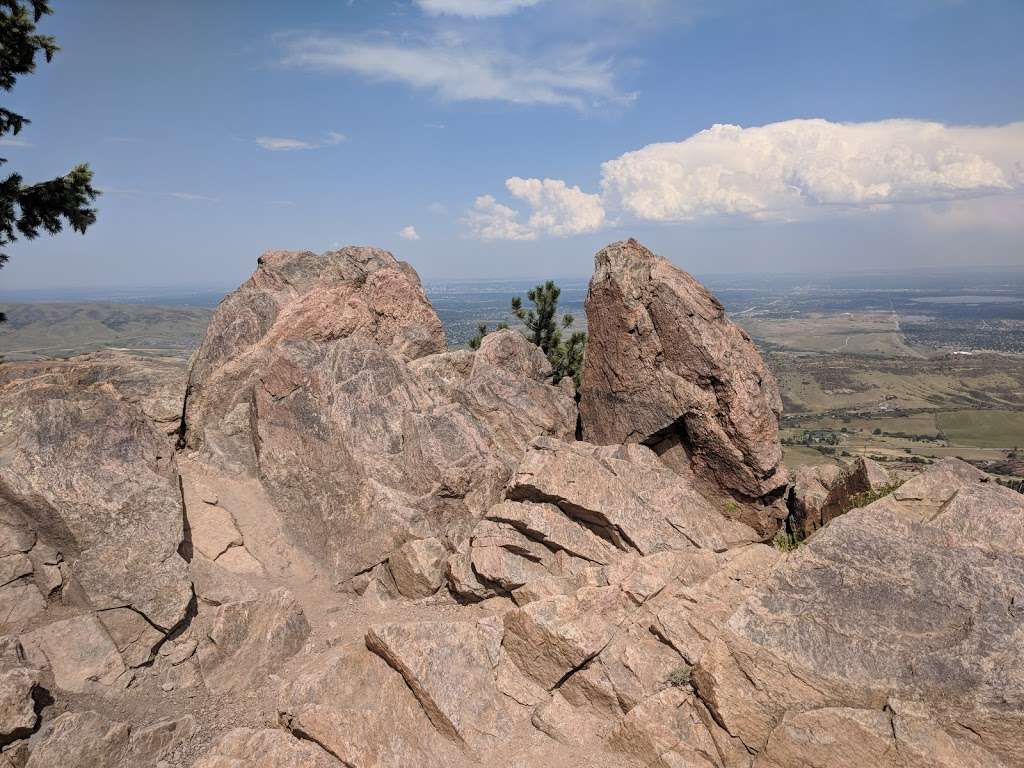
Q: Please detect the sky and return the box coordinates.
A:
[1,0,1022,289]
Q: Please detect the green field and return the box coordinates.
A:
[937,410,1024,449]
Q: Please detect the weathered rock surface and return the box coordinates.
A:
[5,239,1023,768]
[21,614,128,693]
[365,618,521,752]
[279,641,465,767]
[192,727,339,768]
[0,668,41,746]
[181,247,576,585]
[25,710,130,768]
[788,456,891,537]
[197,588,310,694]
[579,239,786,502]
[0,355,191,633]
[694,459,1024,766]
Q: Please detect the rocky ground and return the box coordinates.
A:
[1,239,1022,767]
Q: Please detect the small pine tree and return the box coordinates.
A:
[512,281,564,356]
[551,330,587,387]
[0,1,100,322]
[511,281,587,386]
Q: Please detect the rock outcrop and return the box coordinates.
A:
[2,240,1021,768]
[694,459,1024,766]
[180,248,576,585]
[0,354,192,637]
[580,239,786,504]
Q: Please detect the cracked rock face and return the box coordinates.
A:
[3,240,1023,768]
[694,460,1024,767]
[181,248,576,585]
[580,239,786,503]
[0,355,192,633]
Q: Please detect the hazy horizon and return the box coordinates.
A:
[3,260,1023,306]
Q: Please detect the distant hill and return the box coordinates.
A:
[0,302,213,361]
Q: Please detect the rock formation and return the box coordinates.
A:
[788,455,892,537]
[0,239,1021,768]
[580,239,787,505]
[180,247,576,586]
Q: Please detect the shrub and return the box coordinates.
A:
[665,664,692,688]
[845,481,903,511]
[773,530,802,553]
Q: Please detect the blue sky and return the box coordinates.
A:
[2,0,1022,289]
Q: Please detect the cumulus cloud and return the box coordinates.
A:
[465,178,604,240]
[506,177,606,235]
[279,36,623,109]
[399,225,421,240]
[465,194,536,240]
[255,131,346,151]
[415,0,544,18]
[466,118,1024,239]
[601,119,1024,222]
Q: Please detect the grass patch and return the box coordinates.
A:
[844,481,903,512]
[665,664,692,688]
[773,531,802,553]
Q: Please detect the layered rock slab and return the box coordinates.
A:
[694,459,1024,766]
[579,239,786,502]
[280,641,465,767]
[365,618,522,753]
[197,588,310,694]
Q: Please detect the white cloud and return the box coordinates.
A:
[466,118,1024,239]
[428,202,448,215]
[506,177,606,235]
[464,179,604,240]
[601,119,1024,222]
[279,36,623,109]
[255,131,347,151]
[415,0,544,17]
[0,137,31,147]
[169,192,220,202]
[464,195,536,240]
[399,225,421,240]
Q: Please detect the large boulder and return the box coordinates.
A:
[181,247,575,585]
[693,459,1024,766]
[579,239,786,502]
[0,355,192,633]
[182,246,447,470]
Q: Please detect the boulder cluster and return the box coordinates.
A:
[0,239,1021,767]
